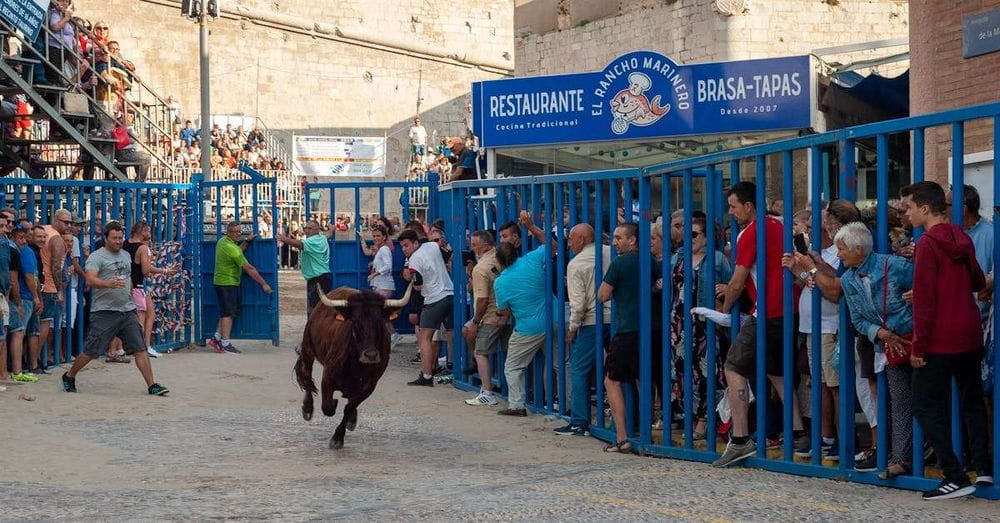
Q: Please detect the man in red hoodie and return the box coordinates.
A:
[902,181,993,500]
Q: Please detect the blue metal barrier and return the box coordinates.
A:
[0,178,196,363]
[442,100,1000,499]
[303,174,439,333]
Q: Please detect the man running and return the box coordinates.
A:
[62,221,168,396]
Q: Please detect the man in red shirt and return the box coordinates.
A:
[712,181,806,467]
[902,181,993,500]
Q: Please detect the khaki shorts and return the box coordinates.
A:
[474,324,511,356]
[807,333,840,386]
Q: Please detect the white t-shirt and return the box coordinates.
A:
[371,245,395,291]
[407,241,453,305]
[798,244,841,334]
[409,125,427,146]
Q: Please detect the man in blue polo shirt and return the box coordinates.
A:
[493,240,549,417]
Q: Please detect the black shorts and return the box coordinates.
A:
[215,285,240,319]
[84,310,145,358]
[856,336,876,379]
[725,316,788,378]
[605,331,640,382]
[419,295,454,330]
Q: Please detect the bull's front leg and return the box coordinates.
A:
[295,351,316,421]
[320,366,339,417]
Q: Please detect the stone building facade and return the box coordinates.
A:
[79,0,514,185]
[910,0,999,189]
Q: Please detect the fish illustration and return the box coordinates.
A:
[610,72,671,134]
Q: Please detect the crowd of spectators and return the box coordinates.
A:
[406,117,480,184]
[174,121,286,172]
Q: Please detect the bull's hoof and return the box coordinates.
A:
[322,399,338,417]
[302,406,313,421]
[346,419,356,432]
[329,438,344,450]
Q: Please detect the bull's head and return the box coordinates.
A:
[317,282,414,364]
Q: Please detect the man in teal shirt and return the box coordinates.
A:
[278,220,331,316]
[210,222,272,354]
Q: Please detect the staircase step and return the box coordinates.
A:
[4,56,40,65]
[34,84,69,92]
[60,111,92,119]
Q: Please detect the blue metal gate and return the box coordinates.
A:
[442,101,1000,499]
[303,174,440,333]
[194,172,281,346]
[0,178,197,363]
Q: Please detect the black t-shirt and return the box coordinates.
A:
[9,243,21,274]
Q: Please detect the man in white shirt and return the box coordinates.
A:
[408,117,427,163]
[399,229,453,386]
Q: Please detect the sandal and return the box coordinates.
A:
[604,440,634,453]
[877,463,911,480]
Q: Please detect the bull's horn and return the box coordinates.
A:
[383,281,414,308]
[317,284,348,307]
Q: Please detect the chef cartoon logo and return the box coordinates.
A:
[609,72,671,135]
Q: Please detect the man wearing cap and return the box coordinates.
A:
[448,137,478,182]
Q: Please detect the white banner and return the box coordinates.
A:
[292,135,386,177]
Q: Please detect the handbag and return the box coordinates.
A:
[881,258,913,365]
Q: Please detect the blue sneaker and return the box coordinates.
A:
[61,372,76,393]
[222,343,242,354]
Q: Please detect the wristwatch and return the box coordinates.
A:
[798,268,817,280]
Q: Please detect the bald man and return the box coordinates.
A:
[554,223,612,436]
[37,209,71,369]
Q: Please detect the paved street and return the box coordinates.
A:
[2,274,996,521]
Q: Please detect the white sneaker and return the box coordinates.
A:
[464,392,498,406]
[147,347,160,358]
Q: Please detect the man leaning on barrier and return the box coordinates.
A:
[209,222,273,354]
[712,182,807,467]
[554,223,612,437]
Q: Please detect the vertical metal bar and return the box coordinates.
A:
[809,146,824,466]
[594,180,606,429]
[754,155,768,459]
[728,160,741,357]
[449,186,468,382]
[638,172,653,448]
[252,184,260,235]
[581,181,590,224]
[624,179,634,223]
[379,186,385,218]
[304,183,312,222]
[911,126,926,476]
[781,150,795,462]
[950,122,966,464]
[555,183,568,416]
[993,115,1000,487]
[543,183,554,411]
[705,165,719,453]
[873,133,890,473]
[682,169,695,449]
[838,139,856,201]
[661,173,673,446]
[354,186,363,290]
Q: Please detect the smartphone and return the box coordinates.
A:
[793,232,809,255]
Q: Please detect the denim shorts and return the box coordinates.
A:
[7,299,33,333]
[40,292,58,322]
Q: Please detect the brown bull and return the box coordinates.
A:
[294,282,412,449]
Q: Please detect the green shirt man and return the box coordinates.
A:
[209,222,272,354]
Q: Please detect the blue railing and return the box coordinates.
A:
[441,100,1000,499]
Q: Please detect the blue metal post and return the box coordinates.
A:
[555,183,568,416]
[993,115,1000,488]
[705,164,719,453]
[781,151,795,462]
[594,181,606,429]
[639,174,653,448]
[950,122,965,465]
[754,155,767,458]
[661,173,673,446]
[875,133,890,474]
[543,184,554,411]
[682,169,695,448]
[911,127,925,476]
[839,139,856,201]
[809,146,823,466]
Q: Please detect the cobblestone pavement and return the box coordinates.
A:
[2,274,997,521]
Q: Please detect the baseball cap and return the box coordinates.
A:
[71,214,86,224]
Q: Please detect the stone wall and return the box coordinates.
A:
[910,0,999,185]
[515,0,909,75]
[77,0,513,188]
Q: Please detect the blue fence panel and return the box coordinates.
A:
[440,101,1000,500]
[197,176,280,346]
[303,175,439,334]
[0,178,196,364]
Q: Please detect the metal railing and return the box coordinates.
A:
[440,100,1000,499]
